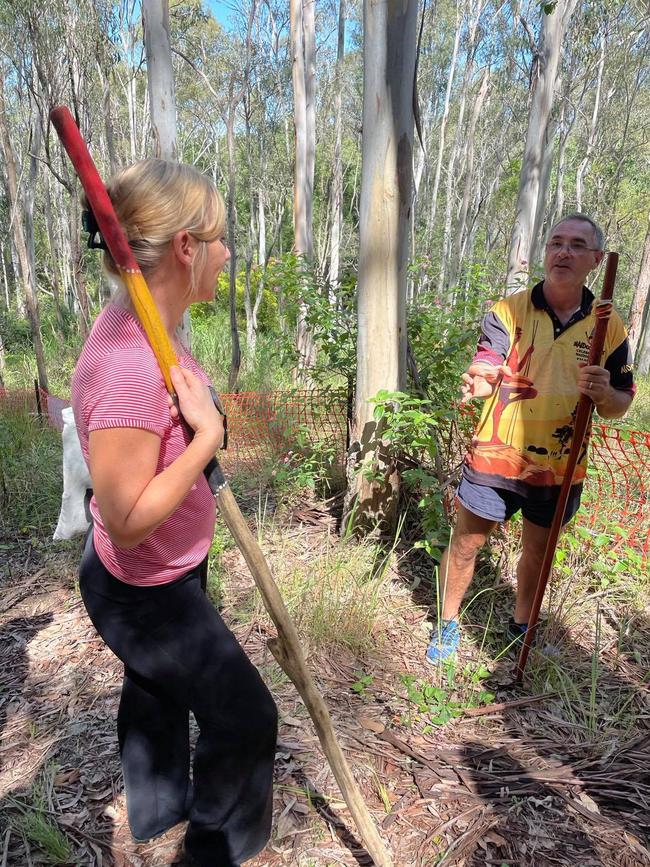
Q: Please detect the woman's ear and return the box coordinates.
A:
[171,229,196,266]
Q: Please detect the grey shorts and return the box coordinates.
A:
[457,476,582,528]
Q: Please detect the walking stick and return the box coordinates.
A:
[50,105,393,867]
[516,252,618,682]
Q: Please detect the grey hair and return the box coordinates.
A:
[549,213,605,250]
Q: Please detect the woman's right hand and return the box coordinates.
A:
[169,365,224,449]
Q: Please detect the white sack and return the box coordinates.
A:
[53,406,93,540]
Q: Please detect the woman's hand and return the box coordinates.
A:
[169,365,224,449]
[461,362,511,403]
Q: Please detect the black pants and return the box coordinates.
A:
[79,534,277,866]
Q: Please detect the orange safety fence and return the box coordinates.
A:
[2,386,648,565]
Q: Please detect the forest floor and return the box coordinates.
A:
[1,491,649,867]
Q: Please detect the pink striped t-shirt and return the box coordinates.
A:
[72,303,216,586]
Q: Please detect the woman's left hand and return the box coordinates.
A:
[577,363,610,405]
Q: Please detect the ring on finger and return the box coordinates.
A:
[588,381,592,390]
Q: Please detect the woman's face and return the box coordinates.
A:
[194,235,230,302]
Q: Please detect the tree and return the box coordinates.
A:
[0,67,48,391]
[143,0,177,161]
[290,0,316,373]
[628,211,650,363]
[344,0,418,533]
[506,0,577,293]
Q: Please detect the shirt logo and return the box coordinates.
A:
[573,339,590,363]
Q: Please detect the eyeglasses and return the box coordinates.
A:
[545,241,601,254]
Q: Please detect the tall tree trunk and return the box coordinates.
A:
[328,0,346,301]
[143,0,177,161]
[449,70,490,288]
[636,306,650,376]
[43,162,66,333]
[628,211,650,360]
[529,118,557,266]
[344,0,417,534]
[0,74,49,390]
[575,29,605,212]
[506,0,577,294]
[427,1,461,246]
[225,91,241,391]
[291,0,316,374]
[143,0,191,347]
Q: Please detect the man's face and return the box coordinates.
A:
[543,219,604,290]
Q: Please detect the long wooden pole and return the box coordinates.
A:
[516,252,618,681]
[50,105,393,867]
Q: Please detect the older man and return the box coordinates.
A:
[427,214,635,663]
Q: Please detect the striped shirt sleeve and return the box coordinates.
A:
[84,348,170,438]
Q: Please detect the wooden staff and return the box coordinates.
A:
[516,252,618,681]
[50,105,393,867]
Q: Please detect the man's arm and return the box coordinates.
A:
[577,363,634,419]
[595,387,633,419]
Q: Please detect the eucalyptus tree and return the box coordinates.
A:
[344,0,417,533]
[291,0,316,374]
[0,68,48,389]
[143,0,177,161]
[627,211,650,362]
[506,0,578,293]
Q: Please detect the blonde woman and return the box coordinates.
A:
[72,160,277,867]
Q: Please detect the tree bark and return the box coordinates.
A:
[143,0,177,161]
[328,0,346,301]
[506,0,577,294]
[142,0,191,347]
[0,74,49,390]
[449,70,490,288]
[427,1,461,245]
[291,0,317,374]
[628,211,650,360]
[575,29,605,212]
[344,0,417,534]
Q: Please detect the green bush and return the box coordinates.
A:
[0,406,63,537]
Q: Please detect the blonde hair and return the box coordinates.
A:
[96,159,226,300]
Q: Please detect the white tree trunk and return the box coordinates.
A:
[427,1,461,242]
[576,29,605,212]
[0,74,48,390]
[628,211,650,360]
[143,0,177,161]
[345,0,417,532]
[291,0,316,373]
[328,0,346,301]
[506,0,577,294]
[449,69,490,288]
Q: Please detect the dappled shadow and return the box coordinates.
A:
[460,575,650,851]
[0,613,53,746]
[0,556,122,865]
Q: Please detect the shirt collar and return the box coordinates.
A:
[531,281,594,315]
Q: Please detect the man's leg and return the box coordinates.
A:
[514,517,552,623]
[439,502,497,620]
[427,503,497,663]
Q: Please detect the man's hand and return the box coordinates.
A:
[576,363,610,405]
[461,362,512,403]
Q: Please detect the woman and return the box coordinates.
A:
[72,159,277,867]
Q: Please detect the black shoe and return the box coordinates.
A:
[506,617,531,651]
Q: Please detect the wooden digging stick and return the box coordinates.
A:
[516,252,619,682]
[50,105,393,867]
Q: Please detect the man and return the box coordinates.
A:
[427,214,635,663]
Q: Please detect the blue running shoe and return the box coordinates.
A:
[426,619,461,663]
